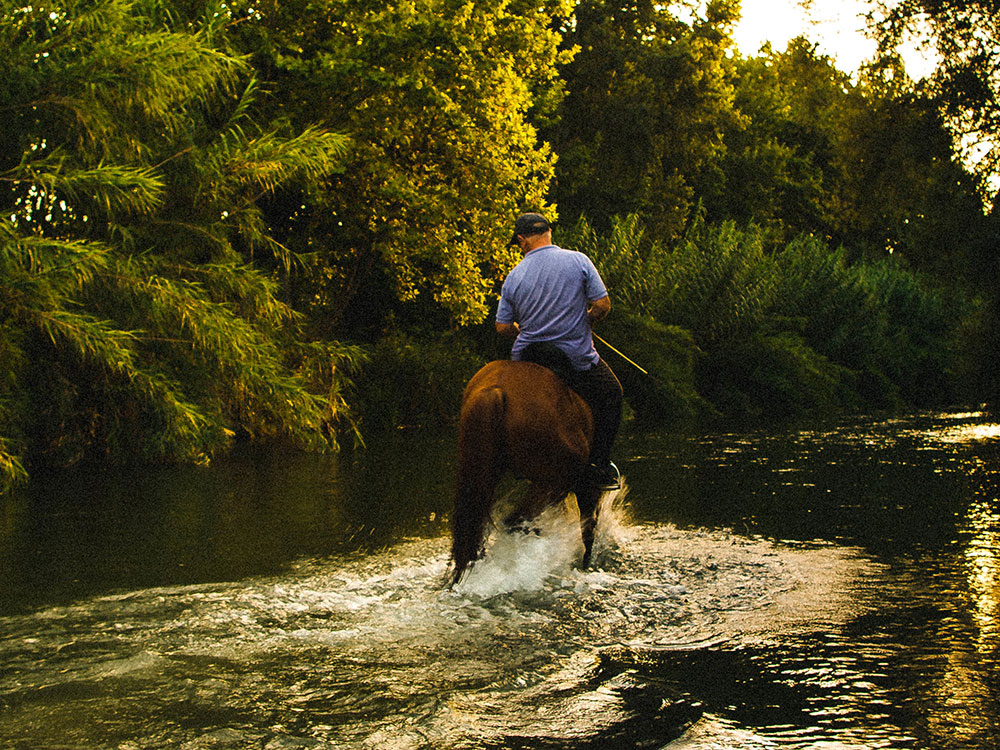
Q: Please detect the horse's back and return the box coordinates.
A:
[461,360,592,483]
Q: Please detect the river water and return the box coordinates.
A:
[1,411,998,749]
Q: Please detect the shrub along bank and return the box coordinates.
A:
[351,215,977,433]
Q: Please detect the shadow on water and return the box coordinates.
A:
[1,411,999,748]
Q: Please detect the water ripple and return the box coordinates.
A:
[0,494,872,749]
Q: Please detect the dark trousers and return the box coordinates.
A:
[567,358,623,466]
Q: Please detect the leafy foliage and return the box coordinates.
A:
[597,313,710,425]
[561,214,670,317]
[0,0,360,487]
[872,0,1000,408]
[223,0,570,328]
[718,38,992,273]
[567,214,966,421]
[772,235,965,406]
[1,0,996,490]
[873,0,1000,190]
[650,217,777,348]
[350,329,484,432]
[701,328,856,421]
[546,0,741,240]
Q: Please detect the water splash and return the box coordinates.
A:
[455,490,628,599]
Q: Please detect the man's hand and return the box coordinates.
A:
[496,321,520,338]
[587,295,611,326]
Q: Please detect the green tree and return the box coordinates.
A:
[546,0,741,242]
[568,213,965,419]
[719,39,989,274]
[0,0,359,490]
[872,0,1000,407]
[836,57,990,276]
[716,40,839,243]
[873,0,1000,187]
[220,0,571,331]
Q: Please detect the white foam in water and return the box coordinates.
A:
[454,488,628,598]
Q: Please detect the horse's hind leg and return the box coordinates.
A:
[575,482,603,568]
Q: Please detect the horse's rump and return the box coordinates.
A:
[461,360,592,484]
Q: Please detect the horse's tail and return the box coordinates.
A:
[450,384,506,585]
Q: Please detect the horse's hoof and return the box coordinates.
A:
[503,515,541,536]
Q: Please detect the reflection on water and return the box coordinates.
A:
[1,411,999,748]
[929,419,1000,444]
[963,494,1000,644]
[0,434,456,614]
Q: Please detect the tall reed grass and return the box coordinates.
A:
[353,213,969,433]
[564,214,967,421]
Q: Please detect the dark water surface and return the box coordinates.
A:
[1,411,999,748]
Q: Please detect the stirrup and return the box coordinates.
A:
[588,461,621,491]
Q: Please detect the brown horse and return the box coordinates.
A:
[450,360,606,585]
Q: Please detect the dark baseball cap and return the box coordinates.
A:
[508,213,551,246]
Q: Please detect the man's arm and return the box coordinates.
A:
[587,295,610,326]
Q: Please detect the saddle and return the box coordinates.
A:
[520,342,575,384]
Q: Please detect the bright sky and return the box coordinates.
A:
[732,0,938,79]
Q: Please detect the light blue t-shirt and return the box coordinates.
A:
[496,244,608,370]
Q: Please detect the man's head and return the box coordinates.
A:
[508,212,551,248]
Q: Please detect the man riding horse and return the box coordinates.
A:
[448,213,624,584]
[496,212,623,491]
